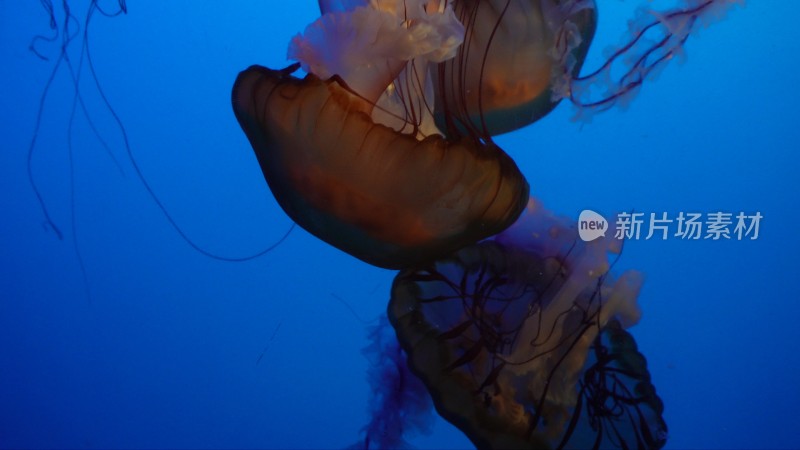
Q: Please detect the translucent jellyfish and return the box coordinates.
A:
[389,198,667,448]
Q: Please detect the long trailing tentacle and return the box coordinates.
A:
[26,0,295,276]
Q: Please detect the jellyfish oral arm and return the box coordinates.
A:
[289,0,464,110]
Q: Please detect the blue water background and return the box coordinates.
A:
[1,1,797,448]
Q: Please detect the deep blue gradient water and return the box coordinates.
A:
[1,1,797,449]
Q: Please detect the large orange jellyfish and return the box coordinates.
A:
[232,64,528,269]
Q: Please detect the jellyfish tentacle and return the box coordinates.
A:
[552,0,742,118]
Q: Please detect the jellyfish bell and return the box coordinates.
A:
[389,198,667,448]
[232,66,528,269]
[232,0,533,269]
[433,0,598,139]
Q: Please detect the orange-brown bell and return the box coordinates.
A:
[232,66,529,269]
[434,0,597,138]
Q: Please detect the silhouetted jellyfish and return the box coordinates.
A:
[389,198,667,449]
